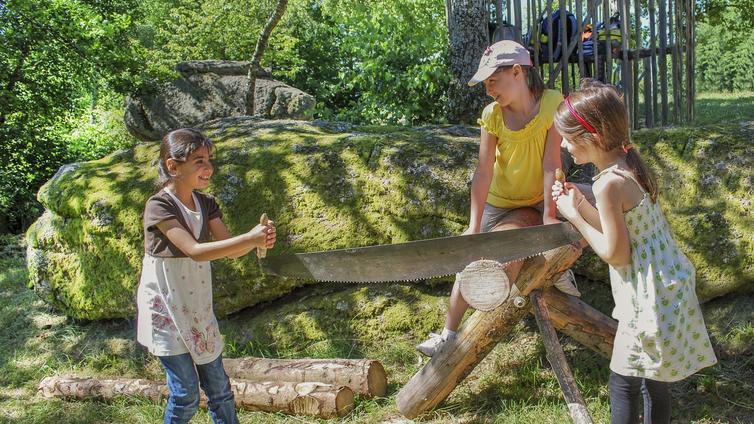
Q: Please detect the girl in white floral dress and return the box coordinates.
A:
[137,128,277,424]
[550,81,717,424]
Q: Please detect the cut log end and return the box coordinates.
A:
[458,259,510,311]
[367,361,387,398]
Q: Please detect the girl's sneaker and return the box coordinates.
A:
[416,332,456,357]
[553,269,581,297]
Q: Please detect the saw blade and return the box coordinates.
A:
[260,222,582,283]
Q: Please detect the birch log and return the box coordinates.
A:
[222,357,387,397]
[38,377,354,418]
[396,243,583,419]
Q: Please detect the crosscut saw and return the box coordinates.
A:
[260,222,582,283]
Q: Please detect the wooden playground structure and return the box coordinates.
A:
[483,0,697,128]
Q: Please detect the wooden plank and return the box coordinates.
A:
[535,0,543,77]
[658,0,669,125]
[515,0,523,41]
[496,0,504,41]
[644,57,652,127]
[531,291,594,424]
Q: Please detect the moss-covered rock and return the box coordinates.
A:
[25,118,752,319]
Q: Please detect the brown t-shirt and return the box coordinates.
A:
[143,189,223,257]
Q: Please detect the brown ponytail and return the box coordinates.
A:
[553,79,658,202]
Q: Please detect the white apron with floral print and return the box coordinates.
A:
[136,190,223,365]
[598,166,717,382]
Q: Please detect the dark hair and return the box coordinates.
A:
[156,128,214,189]
[553,79,658,201]
[494,64,546,102]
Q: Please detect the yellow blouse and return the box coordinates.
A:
[477,89,564,208]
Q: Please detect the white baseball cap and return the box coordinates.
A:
[468,40,533,86]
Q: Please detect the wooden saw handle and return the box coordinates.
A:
[257,213,269,259]
[555,168,567,194]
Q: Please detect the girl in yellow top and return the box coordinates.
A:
[417,40,590,356]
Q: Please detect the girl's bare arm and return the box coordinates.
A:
[467,128,498,234]
[542,126,563,224]
[156,219,271,261]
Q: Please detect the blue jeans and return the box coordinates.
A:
[159,353,238,424]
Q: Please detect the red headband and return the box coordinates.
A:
[564,96,597,134]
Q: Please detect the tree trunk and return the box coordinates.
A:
[38,376,354,419]
[540,286,617,358]
[245,0,289,116]
[222,357,387,398]
[395,243,583,419]
[446,0,490,124]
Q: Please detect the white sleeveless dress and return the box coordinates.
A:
[596,166,717,382]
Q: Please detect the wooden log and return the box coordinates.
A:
[395,243,583,419]
[540,286,617,358]
[531,290,594,424]
[38,377,354,419]
[222,357,387,398]
[458,259,511,311]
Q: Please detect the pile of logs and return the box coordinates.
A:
[39,357,387,419]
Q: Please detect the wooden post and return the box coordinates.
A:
[535,0,543,77]
[632,0,641,128]
[648,0,658,127]
[591,0,599,81]
[531,290,594,424]
[603,0,611,83]
[670,0,680,123]
[675,0,685,122]
[560,0,569,93]
[515,0,523,41]
[618,0,632,129]
[222,357,387,398]
[547,0,556,86]
[643,57,652,126]
[38,377,354,419]
[496,0,504,41]
[540,286,617,358]
[685,0,694,122]
[576,0,585,79]
[658,0,669,125]
[395,244,583,419]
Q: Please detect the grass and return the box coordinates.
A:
[1,234,753,424]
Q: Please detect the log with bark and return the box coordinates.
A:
[38,376,354,419]
[540,286,617,359]
[395,243,583,419]
[222,357,387,398]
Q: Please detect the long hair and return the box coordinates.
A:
[554,79,658,201]
[156,128,214,189]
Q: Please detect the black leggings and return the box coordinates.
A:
[609,371,671,424]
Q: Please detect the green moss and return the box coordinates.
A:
[25,119,752,319]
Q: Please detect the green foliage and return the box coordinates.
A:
[696,5,754,92]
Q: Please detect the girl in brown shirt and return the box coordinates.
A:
[136,128,275,424]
